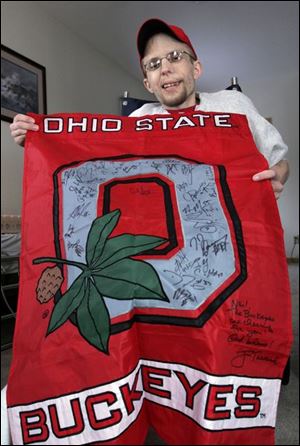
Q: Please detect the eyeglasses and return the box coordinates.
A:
[143,50,196,72]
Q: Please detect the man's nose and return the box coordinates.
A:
[160,57,173,74]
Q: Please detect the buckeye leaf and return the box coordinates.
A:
[47,273,85,335]
[76,279,110,353]
[93,258,169,302]
[97,234,167,269]
[86,210,120,267]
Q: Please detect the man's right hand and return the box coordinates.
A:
[9,114,39,147]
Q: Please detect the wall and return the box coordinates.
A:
[1,1,151,215]
[244,72,299,256]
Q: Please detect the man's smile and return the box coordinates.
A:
[161,80,182,90]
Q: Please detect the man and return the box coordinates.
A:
[129,18,289,198]
[4,19,291,446]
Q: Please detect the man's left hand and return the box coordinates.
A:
[252,159,289,200]
[252,169,284,199]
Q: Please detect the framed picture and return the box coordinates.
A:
[1,45,47,122]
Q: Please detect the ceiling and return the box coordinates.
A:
[36,1,298,91]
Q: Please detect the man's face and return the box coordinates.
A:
[142,34,202,109]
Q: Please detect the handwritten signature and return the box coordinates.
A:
[190,233,228,256]
[68,202,91,219]
[231,349,278,368]
[173,287,197,306]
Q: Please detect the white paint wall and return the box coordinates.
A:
[1,1,150,215]
[244,72,299,256]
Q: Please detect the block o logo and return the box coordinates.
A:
[55,156,246,331]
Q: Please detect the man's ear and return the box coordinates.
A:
[193,60,203,81]
[143,77,154,94]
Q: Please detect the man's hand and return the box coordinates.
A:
[9,114,39,147]
[252,159,289,199]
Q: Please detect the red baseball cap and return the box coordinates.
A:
[137,18,197,61]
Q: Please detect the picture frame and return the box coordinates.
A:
[1,45,47,122]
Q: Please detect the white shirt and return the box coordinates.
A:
[129,90,288,167]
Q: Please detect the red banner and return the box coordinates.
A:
[7,112,292,445]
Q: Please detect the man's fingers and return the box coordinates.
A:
[271,180,284,193]
[252,170,285,199]
[11,128,27,138]
[13,114,35,123]
[10,122,39,132]
[9,115,39,147]
[252,170,276,181]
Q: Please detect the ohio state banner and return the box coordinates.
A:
[7,111,292,445]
